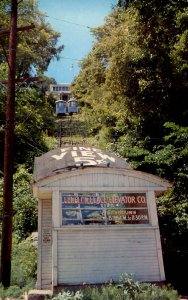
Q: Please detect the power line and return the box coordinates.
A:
[59,56,81,62]
[39,12,93,29]
[19,133,46,154]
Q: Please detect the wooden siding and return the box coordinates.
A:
[38,168,170,192]
[41,199,52,289]
[57,227,162,284]
[34,167,167,288]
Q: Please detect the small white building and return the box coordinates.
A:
[48,83,72,101]
[32,146,171,291]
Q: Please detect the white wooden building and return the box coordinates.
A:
[32,146,171,291]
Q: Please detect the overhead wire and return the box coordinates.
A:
[37,12,94,30]
[36,12,93,63]
[35,11,100,78]
[19,134,46,154]
[0,10,88,77]
[59,56,81,62]
[0,4,86,156]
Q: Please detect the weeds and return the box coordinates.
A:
[52,273,180,300]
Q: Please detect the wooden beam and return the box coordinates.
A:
[0,77,43,84]
[0,24,35,36]
[1,0,18,288]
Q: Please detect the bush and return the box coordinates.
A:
[53,290,83,300]
[118,273,180,300]
[0,282,34,300]
[11,237,37,287]
[52,274,180,300]
[83,285,123,300]
[0,236,36,298]
[13,165,38,240]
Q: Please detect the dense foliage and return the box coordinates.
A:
[72,0,188,293]
[0,0,59,244]
[0,0,62,289]
[52,274,180,300]
[72,1,188,141]
[0,166,37,240]
[0,237,37,298]
[0,0,61,234]
[0,0,61,170]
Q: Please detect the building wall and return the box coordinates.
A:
[50,189,165,286]
[39,168,169,193]
[35,168,167,289]
[57,226,163,284]
[37,199,52,290]
[48,83,72,101]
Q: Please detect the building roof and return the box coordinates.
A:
[33,146,132,182]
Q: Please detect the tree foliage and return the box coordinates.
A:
[12,165,38,240]
[0,0,64,76]
[72,1,188,142]
[72,0,188,292]
[0,165,38,240]
[0,0,61,170]
[0,0,61,284]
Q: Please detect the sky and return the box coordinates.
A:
[38,0,118,84]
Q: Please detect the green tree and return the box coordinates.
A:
[0,0,64,77]
[0,0,62,170]
[72,1,188,145]
[72,1,188,292]
[0,77,58,171]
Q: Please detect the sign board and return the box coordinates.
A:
[42,227,51,245]
[62,192,149,225]
[33,146,132,181]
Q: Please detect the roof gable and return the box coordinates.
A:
[34,168,171,193]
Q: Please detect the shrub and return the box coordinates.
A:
[52,290,83,300]
[11,237,37,287]
[118,273,180,300]
[0,282,34,300]
[52,274,180,300]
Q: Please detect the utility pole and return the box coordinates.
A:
[1,0,17,287]
[0,1,37,287]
